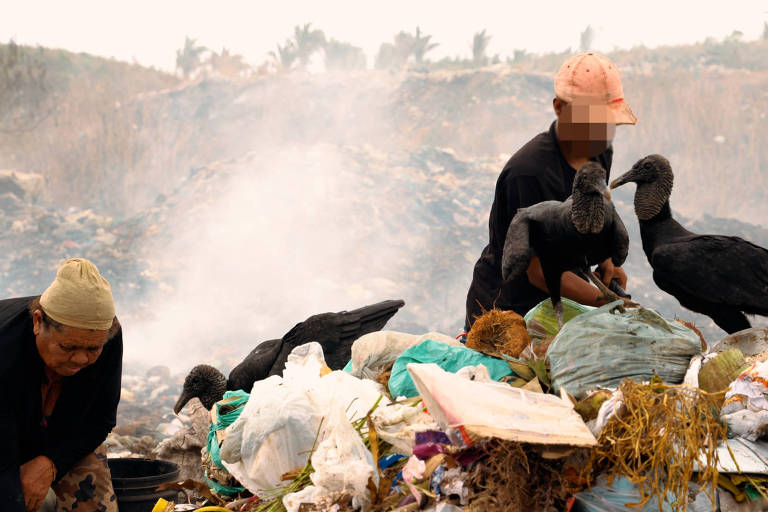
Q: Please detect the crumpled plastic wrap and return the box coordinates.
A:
[219,342,386,498]
[283,406,379,512]
[722,360,768,441]
[349,330,462,380]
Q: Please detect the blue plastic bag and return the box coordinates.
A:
[388,339,516,398]
[573,475,674,511]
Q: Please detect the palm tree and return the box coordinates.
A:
[293,23,326,69]
[471,30,491,67]
[269,40,297,72]
[176,37,207,79]
[411,26,438,64]
[376,27,438,69]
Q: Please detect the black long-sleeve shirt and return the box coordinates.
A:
[0,296,122,511]
[464,121,613,329]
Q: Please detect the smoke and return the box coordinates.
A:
[122,145,423,371]
[69,65,768,371]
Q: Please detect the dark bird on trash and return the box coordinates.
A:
[611,154,768,334]
[501,162,630,326]
[173,299,405,413]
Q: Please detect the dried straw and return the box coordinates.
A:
[583,377,726,512]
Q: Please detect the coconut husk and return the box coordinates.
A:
[698,349,748,394]
[583,377,726,512]
[467,308,530,360]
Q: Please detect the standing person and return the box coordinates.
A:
[465,53,637,330]
[0,258,122,512]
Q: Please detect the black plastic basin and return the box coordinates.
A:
[108,458,180,512]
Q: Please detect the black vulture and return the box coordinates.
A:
[173,299,405,413]
[611,154,768,334]
[501,162,630,325]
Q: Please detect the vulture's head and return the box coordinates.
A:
[610,154,674,220]
[174,364,227,414]
[571,162,611,234]
[574,162,611,200]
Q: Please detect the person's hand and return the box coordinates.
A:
[597,259,628,289]
[612,265,628,289]
[20,456,56,512]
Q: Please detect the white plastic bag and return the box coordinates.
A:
[284,405,379,512]
[590,389,623,438]
[407,363,596,447]
[350,330,461,380]
[220,342,387,494]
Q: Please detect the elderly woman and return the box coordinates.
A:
[0,258,122,512]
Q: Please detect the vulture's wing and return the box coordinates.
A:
[227,338,282,391]
[610,207,630,267]
[502,209,532,281]
[269,299,406,375]
[651,235,768,310]
[333,299,406,345]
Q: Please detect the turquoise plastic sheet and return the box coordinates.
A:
[388,339,516,398]
[205,390,249,496]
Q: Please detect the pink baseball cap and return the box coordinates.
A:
[554,53,637,125]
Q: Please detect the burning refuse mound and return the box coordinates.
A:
[114,301,768,512]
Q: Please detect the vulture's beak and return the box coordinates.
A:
[173,390,192,415]
[610,167,640,189]
[603,188,612,201]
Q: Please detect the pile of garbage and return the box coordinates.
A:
[154,299,768,512]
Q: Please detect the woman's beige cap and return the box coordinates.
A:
[40,258,115,330]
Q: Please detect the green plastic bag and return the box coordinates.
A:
[524,297,594,339]
[548,301,701,400]
[388,339,516,398]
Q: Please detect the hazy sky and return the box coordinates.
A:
[2,1,767,71]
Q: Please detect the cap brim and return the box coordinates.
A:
[610,100,637,125]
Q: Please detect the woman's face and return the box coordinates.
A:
[33,310,109,376]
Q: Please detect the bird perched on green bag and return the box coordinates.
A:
[174,299,405,413]
[501,162,630,326]
[611,154,768,334]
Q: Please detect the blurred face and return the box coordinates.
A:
[554,97,617,157]
[33,310,109,376]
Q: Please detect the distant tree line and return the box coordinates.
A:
[167,21,768,80]
[173,25,504,79]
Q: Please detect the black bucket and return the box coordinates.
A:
[108,458,180,512]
